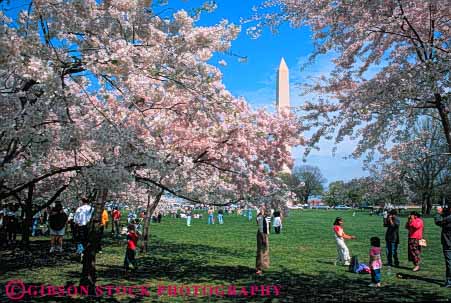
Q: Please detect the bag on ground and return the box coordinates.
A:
[349,255,359,273]
[356,263,371,274]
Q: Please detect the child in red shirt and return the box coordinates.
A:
[124,224,139,273]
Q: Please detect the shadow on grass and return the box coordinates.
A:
[395,272,443,286]
[0,239,78,275]
[0,235,127,275]
[0,237,449,302]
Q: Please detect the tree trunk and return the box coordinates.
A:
[435,93,451,154]
[425,194,432,215]
[421,193,427,215]
[21,184,34,248]
[142,189,163,253]
[80,188,108,294]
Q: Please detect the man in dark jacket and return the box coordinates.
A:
[435,205,451,288]
[384,209,400,267]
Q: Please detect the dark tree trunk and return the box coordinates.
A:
[421,193,427,215]
[425,194,432,215]
[80,189,107,294]
[435,93,451,154]
[142,190,163,253]
[21,184,34,248]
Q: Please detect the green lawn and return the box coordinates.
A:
[1,210,449,302]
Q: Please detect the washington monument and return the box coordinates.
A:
[276,58,291,173]
[276,57,290,113]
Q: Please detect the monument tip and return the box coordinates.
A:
[279,57,288,71]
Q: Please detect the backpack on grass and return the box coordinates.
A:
[349,255,359,273]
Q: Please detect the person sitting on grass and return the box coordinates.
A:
[369,236,382,287]
[333,217,356,266]
[124,224,139,274]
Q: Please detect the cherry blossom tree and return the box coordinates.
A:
[251,0,451,156]
[1,0,303,290]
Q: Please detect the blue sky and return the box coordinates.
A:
[2,0,368,184]
[171,0,368,184]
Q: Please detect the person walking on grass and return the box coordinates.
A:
[5,204,19,246]
[48,202,68,253]
[384,209,400,267]
[124,224,139,275]
[405,211,424,272]
[112,207,121,238]
[97,208,109,253]
[333,217,356,266]
[218,208,224,224]
[67,207,76,241]
[248,208,253,222]
[434,205,451,288]
[32,209,41,237]
[368,236,382,287]
[186,207,192,227]
[208,208,214,225]
[74,197,93,257]
[256,206,271,275]
[273,210,282,234]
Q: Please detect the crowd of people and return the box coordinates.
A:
[1,199,450,288]
[327,207,451,288]
[252,204,451,289]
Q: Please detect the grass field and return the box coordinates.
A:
[1,209,450,302]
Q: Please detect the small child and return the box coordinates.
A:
[369,236,382,287]
[124,224,139,274]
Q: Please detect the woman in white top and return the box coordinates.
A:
[333,217,356,266]
[273,210,282,234]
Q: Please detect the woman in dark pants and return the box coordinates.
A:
[384,209,400,267]
[256,206,271,275]
[435,205,451,288]
[405,211,424,272]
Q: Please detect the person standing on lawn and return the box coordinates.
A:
[74,197,93,256]
[256,206,271,275]
[405,211,424,272]
[112,207,121,238]
[124,224,139,274]
[218,208,224,224]
[273,210,282,234]
[368,236,382,287]
[435,205,451,288]
[333,217,356,266]
[48,202,68,253]
[97,208,109,253]
[186,207,192,227]
[384,209,400,267]
[207,208,214,225]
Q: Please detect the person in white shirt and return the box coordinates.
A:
[74,197,93,256]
